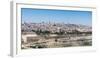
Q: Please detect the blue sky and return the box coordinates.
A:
[21,8,92,26]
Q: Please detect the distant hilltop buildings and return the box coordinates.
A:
[21,22,92,34]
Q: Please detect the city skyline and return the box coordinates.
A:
[21,8,92,26]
